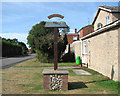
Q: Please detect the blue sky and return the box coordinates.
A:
[1,2,119,48]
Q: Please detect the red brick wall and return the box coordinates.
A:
[43,75,49,90]
[62,75,68,90]
[67,34,79,44]
[80,30,84,38]
[80,25,94,38]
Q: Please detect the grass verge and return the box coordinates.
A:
[2,68,119,94]
[13,58,76,67]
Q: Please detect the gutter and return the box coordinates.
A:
[92,6,120,25]
[81,20,120,40]
[99,6,120,13]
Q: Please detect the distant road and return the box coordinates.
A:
[0,54,36,69]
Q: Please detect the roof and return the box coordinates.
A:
[81,20,120,40]
[62,32,78,35]
[44,21,69,28]
[78,25,94,32]
[92,6,120,25]
[99,6,120,12]
[66,32,78,35]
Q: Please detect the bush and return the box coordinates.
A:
[2,40,22,57]
[27,21,68,63]
[61,52,75,62]
[36,50,54,63]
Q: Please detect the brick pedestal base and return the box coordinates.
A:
[42,69,69,90]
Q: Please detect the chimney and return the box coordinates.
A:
[75,29,77,33]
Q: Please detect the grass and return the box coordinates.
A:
[13,58,76,67]
[2,68,119,94]
[2,58,119,94]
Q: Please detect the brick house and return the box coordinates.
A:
[81,6,120,81]
[73,6,120,81]
[78,25,94,38]
[66,29,79,44]
[72,25,94,58]
[62,29,79,53]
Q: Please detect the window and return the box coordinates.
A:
[73,36,77,40]
[106,16,110,25]
[97,23,103,29]
[83,41,87,54]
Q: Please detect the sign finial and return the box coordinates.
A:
[48,14,64,19]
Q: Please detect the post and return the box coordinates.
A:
[54,28,58,70]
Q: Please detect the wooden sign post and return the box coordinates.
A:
[45,14,69,70]
[43,14,69,91]
[54,27,58,70]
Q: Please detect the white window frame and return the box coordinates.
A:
[73,36,77,40]
[106,16,110,25]
[83,41,87,54]
[97,23,103,29]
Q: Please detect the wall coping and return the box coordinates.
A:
[81,20,120,40]
[42,69,69,75]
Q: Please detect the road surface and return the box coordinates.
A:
[0,54,36,69]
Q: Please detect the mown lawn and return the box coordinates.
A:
[2,68,119,94]
[13,58,76,67]
[2,58,119,94]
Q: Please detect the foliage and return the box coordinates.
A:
[2,37,28,57]
[90,25,94,28]
[27,21,53,50]
[2,40,22,57]
[27,21,68,63]
[18,42,28,55]
[36,50,49,63]
[61,52,75,62]
[2,38,19,44]
[63,34,68,46]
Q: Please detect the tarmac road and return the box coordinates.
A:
[0,54,36,69]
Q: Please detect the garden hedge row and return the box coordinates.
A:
[2,40,22,57]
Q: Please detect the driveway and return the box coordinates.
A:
[0,54,36,69]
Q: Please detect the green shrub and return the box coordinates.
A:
[2,40,22,57]
[36,50,54,63]
[27,21,68,63]
[61,52,75,62]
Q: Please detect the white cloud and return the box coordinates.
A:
[0,32,29,48]
[0,32,28,41]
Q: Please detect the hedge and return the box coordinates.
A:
[2,40,23,57]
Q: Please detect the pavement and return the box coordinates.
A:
[0,54,91,75]
[9,66,80,69]
[0,54,36,69]
[72,69,92,75]
[10,66,91,75]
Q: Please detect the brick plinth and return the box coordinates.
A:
[42,69,69,90]
[62,75,68,90]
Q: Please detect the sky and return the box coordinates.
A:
[0,1,119,48]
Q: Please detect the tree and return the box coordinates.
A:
[1,37,27,57]
[63,34,68,46]
[18,42,28,55]
[12,38,18,44]
[27,21,68,63]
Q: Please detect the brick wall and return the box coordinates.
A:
[79,25,94,38]
[67,34,79,44]
[82,26,119,81]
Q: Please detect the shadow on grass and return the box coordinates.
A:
[68,82,88,90]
